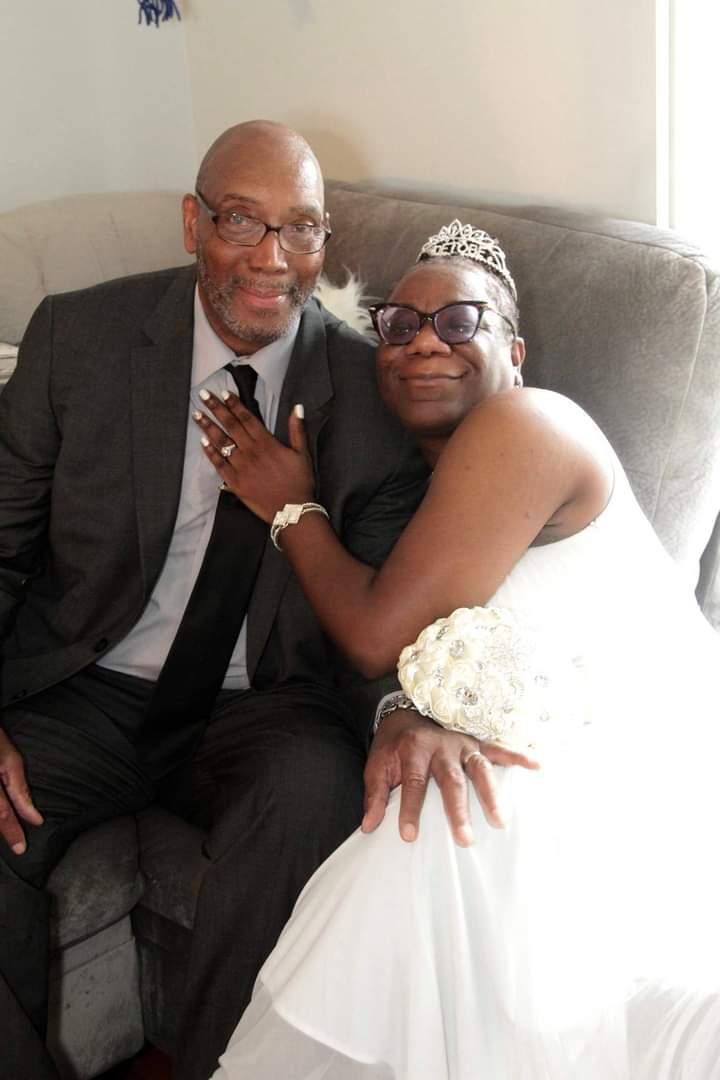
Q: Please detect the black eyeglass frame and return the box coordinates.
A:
[194,189,332,254]
[368,301,517,345]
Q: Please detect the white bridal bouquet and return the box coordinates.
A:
[397,606,554,747]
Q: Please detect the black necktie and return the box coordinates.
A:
[137,362,267,778]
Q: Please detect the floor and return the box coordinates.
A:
[98,1045,173,1079]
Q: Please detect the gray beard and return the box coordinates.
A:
[197,251,315,348]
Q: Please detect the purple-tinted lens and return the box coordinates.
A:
[378,306,421,344]
[434,304,482,343]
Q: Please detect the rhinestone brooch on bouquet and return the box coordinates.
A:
[397,605,547,746]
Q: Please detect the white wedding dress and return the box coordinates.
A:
[211,465,720,1079]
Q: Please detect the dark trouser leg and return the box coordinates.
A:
[167,686,366,1080]
[0,883,56,1079]
[0,667,154,1079]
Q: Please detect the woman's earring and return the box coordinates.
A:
[514,371,523,388]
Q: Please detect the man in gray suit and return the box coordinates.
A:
[0,121,429,1079]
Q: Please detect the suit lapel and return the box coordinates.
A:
[130,267,196,596]
[247,301,333,675]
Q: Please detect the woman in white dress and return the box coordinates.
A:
[196,222,720,1079]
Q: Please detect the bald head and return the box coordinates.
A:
[196,120,323,201]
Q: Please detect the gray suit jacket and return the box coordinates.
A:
[0,265,428,733]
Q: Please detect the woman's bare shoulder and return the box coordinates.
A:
[444,387,605,463]
[466,386,599,433]
[434,388,614,537]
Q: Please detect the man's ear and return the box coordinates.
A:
[511,336,526,372]
[182,193,199,255]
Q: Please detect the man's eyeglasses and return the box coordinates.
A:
[369,301,516,346]
[194,190,331,255]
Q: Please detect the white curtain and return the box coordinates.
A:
[669,0,720,261]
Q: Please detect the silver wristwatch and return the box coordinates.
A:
[270,502,329,550]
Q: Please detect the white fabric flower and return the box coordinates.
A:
[398,606,550,745]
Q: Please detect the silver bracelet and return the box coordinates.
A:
[270,502,329,550]
[372,691,416,735]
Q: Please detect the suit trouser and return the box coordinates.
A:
[0,665,366,1080]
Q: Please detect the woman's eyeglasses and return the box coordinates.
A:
[369,301,516,346]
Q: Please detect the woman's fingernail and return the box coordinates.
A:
[457,824,475,846]
[400,823,417,842]
[199,389,211,402]
[11,841,25,855]
[201,436,210,448]
[294,403,305,419]
[220,390,231,402]
[192,410,203,422]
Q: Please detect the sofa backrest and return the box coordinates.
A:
[0,191,191,345]
[1,185,719,627]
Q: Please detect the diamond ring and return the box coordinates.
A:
[220,443,236,459]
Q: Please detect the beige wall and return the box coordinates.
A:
[0,0,663,224]
[0,2,195,213]
[183,0,660,222]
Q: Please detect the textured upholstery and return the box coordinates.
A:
[132,809,207,1052]
[47,816,143,948]
[0,191,191,345]
[45,818,145,1078]
[1,185,719,1077]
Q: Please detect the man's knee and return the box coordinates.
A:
[270,726,364,804]
[207,727,364,862]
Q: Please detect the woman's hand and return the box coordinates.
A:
[193,391,314,523]
[363,708,540,846]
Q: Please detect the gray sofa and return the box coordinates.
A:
[1,183,719,1078]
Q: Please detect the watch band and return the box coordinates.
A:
[270,502,329,550]
[372,691,416,735]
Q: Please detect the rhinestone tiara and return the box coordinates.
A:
[416,219,517,301]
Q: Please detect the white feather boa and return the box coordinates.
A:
[312,273,377,339]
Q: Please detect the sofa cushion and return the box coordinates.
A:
[46,816,143,950]
[48,917,144,1080]
[136,806,208,930]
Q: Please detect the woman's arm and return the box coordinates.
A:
[197,387,612,677]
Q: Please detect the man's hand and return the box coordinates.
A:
[362,709,540,847]
[0,728,43,854]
